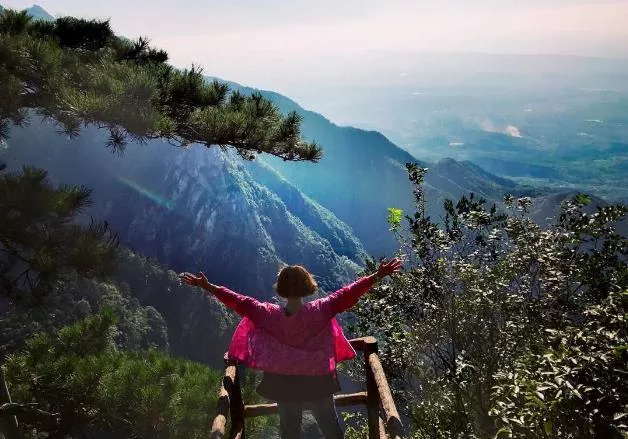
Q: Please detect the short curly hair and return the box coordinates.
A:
[274,265,317,298]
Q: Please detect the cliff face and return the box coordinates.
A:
[109,145,363,296]
[2,120,363,298]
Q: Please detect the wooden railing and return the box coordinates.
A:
[209,336,404,439]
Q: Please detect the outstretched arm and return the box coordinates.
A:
[319,258,402,317]
[180,271,267,320]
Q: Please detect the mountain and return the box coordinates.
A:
[218,79,521,255]
[113,247,236,367]
[243,159,365,260]
[1,243,236,368]
[3,81,522,299]
[2,118,364,299]
[3,75,522,303]
[0,3,55,20]
[24,4,54,20]
[529,191,628,237]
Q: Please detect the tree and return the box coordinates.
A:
[2,310,222,438]
[0,165,119,303]
[3,310,277,439]
[0,7,323,302]
[0,9,294,437]
[0,9,321,162]
[350,163,627,438]
[0,270,171,359]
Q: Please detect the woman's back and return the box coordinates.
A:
[224,280,376,375]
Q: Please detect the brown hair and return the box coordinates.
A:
[274,265,317,298]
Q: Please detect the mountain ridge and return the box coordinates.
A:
[212,77,523,255]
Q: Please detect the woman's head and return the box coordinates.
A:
[275,265,317,298]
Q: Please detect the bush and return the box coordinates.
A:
[4,310,222,438]
[351,164,627,438]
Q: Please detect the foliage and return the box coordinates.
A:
[114,248,237,366]
[342,412,369,439]
[387,207,404,232]
[0,8,321,162]
[3,310,224,438]
[350,163,627,438]
[491,289,627,439]
[0,270,170,359]
[0,162,235,380]
[1,243,240,369]
[0,165,119,302]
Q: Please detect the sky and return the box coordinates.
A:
[3,0,628,96]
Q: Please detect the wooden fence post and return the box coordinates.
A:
[0,366,20,439]
[226,358,245,439]
[368,353,404,439]
[363,337,381,439]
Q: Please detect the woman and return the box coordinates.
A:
[180,258,401,438]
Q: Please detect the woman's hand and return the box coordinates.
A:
[376,258,403,279]
[180,271,210,291]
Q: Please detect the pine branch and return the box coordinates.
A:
[0,9,323,161]
[0,402,61,428]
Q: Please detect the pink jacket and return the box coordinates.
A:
[212,276,375,376]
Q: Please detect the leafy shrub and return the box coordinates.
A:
[351,164,627,438]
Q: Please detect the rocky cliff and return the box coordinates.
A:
[2,119,364,298]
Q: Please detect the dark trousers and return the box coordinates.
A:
[277,396,344,439]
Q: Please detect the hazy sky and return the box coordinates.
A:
[4,0,628,94]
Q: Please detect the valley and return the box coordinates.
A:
[281,56,628,203]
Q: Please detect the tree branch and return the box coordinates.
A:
[0,402,61,429]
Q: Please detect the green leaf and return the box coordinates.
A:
[574,193,592,206]
[494,426,512,438]
[386,207,404,231]
[527,393,546,409]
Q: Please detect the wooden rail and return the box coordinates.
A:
[244,392,368,418]
[209,336,404,439]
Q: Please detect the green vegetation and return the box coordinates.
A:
[0,8,320,162]
[0,8,301,438]
[351,164,627,438]
[0,163,235,364]
[0,268,170,359]
[2,6,626,439]
[4,310,224,438]
[0,162,237,437]
[0,164,118,303]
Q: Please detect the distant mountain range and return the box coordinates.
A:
[528,191,627,238]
